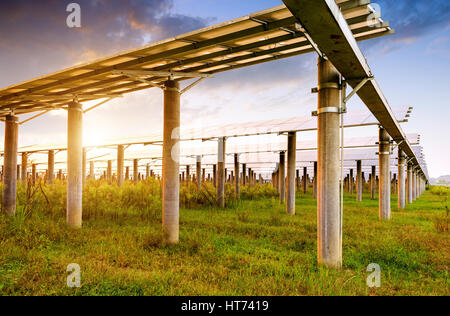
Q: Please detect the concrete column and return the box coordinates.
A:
[32,164,37,185]
[313,162,318,199]
[362,172,365,193]
[398,150,406,209]
[2,115,18,216]
[146,164,150,179]
[303,167,307,194]
[196,156,202,187]
[107,160,112,183]
[356,160,362,202]
[48,150,55,184]
[217,137,226,208]
[213,164,217,187]
[287,132,296,215]
[162,80,180,244]
[317,57,341,268]
[379,127,391,220]
[349,169,354,195]
[125,166,130,180]
[415,171,419,199]
[133,159,139,184]
[412,169,416,201]
[186,165,190,183]
[242,163,247,186]
[117,145,125,186]
[67,101,83,228]
[371,166,376,200]
[89,161,95,179]
[234,154,240,200]
[279,151,286,204]
[21,152,28,183]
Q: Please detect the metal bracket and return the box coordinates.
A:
[312,106,343,117]
[180,77,206,95]
[343,76,374,104]
[295,23,324,59]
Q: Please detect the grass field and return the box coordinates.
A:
[0,180,448,296]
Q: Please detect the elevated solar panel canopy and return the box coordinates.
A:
[0,0,392,116]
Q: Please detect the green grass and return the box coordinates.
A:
[0,181,448,296]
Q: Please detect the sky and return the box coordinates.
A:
[0,0,449,178]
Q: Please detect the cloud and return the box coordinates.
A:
[0,0,212,86]
[360,0,450,55]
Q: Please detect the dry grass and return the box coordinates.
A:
[0,182,448,296]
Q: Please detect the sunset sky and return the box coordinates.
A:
[0,0,449,178]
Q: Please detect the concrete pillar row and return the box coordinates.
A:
[317,57,341,268]
[162,80,180,244]
[67,101,83,228]
[2,115,19,216]
[379,127,391,220]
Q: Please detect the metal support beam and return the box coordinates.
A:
[67,101,83,228]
